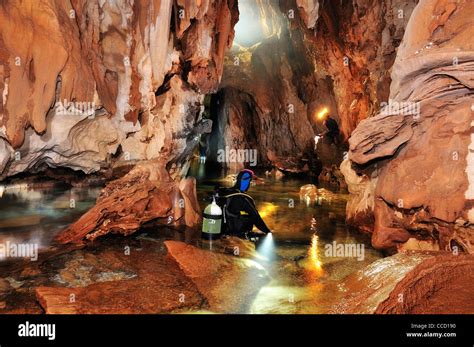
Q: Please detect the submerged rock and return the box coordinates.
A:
[55,160,201,244]
[35,241,204,314]
[332,251,474,314]
[165,240,269,313]
[299,184,319,206]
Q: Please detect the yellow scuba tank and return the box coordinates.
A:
[202,196,223,239]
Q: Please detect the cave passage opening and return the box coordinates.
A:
[198,0,344,185]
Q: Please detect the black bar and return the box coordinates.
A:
[0,314,472,346]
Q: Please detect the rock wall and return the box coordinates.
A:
[210,0,418,177]
[0,0,238,180]
[285,0,419,138]
[208,0,325,170]
[345,0,474,254]
[332,251,474,314]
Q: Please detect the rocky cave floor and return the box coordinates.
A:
[1,223,473,314]
[0,174,473,314]
[0,228,278,314]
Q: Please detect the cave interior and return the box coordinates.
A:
[0,0,473,315]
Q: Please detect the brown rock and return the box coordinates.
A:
[35,243,203,314]
[289,0,419,138]
[331,252,433,314]
[55,160,201,244]
[345,0,474,253]
[164,240,269,313]
[0,0,238,180]
[375,253,474,314]
[299,184,318,205]
[331,251,474,314]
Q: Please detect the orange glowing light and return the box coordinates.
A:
[308,234,323,275]
[258,202,277,219]
[316,107,329,121]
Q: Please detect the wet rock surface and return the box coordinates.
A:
[0,231,205,314]
[345,0,474,253]
[331,251,433,313]
[35,241,204,314]
[0,221,271,314]
[165,240,269,313]
[55,160,201,244]
[375,253,474,314]
[0,0,238,180]
[332,251,474,314]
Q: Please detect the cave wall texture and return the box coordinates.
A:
[344,0,474,254]
[212,0,418,170]
[2,0,473,253]
[0,0,418,177]
[0,0,238,180]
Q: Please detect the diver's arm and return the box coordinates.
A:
[254,214,272,234]
[244,199,272,234]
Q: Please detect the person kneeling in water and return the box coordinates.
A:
[215,169,271,239]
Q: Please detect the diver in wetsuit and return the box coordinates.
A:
[322,116,340,145]
[215,169,272,238]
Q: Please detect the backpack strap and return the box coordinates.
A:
[220,192,255,220]
[221,192,255,204]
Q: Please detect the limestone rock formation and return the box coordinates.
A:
[345,0,474,253]
[288,0,419,138]
[0,0,238,180]
[55,160,201,244]
[332,251,474,314]
[208,0,418,181]
[340,159,376,233]
[164,240,269,313]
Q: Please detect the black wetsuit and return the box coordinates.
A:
[215,187,271,237]
[324,117,340,144]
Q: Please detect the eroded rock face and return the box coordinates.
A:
[340,158,376,233]
[332,251,474,314]
[288,0,419,138]
[345,0,474,253]
[0,0,238,180]
[55,160,201,244]
[210,0,418,179]
[164,240,269,313]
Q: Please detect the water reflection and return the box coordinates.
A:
[193,170,383,313]
[308,234,323,275]
[0,169,383,313]
[0,183,101,256]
